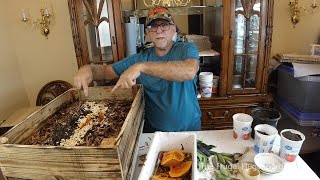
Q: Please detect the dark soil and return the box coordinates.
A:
[283,131,302,141]
[24,99,132,146]
[253,109,280,119]
[257,130,269,136]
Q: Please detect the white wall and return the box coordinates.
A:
[0,0,78,120]
[7,0,78,105]
[272,0,320,56]
[0,1,29,120]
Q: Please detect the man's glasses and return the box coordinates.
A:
[146,23,173,32]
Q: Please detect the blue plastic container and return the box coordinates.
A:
[277,64,320,113]
[274,96,320,127]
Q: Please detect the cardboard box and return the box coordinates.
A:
[0,86,144,180]
[139,132,197,180]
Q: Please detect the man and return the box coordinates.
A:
[74,7,201,132]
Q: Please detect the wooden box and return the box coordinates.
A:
[0,86,144,180]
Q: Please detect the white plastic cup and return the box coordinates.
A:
[233,113,253,140]
[254,124,278,153]
[199,72,213,78]
[279,129,305,162]
[199,72,213,84]
[200,83,212,98]
[199,79,213,84]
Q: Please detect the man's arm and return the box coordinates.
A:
[139,58,198,82]
[74,64,118,96]
[111,58,198,92]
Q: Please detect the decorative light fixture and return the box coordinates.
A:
[21,3,52,39]
[143,0,191,7]
[289,0,318,27]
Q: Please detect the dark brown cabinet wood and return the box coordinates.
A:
[199,95,272,130]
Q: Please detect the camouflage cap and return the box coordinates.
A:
[145,6,175,26]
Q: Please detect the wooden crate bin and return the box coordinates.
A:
[0,86,144,180]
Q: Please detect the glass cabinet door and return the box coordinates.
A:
[68,0,123,67]
[228,0,266,94]
[81,0,117,64]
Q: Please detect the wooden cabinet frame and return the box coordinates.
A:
[68,0,125,68]
[200,0,274,130]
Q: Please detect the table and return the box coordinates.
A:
[133,130,319,180]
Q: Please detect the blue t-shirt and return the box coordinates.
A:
[112,41,201,132]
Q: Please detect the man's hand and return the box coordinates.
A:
[111,63,142,92]
[74,65,93,96]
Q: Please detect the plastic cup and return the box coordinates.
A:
[233,113,253,140]
[200,83,212,98]
[212,85,218,95]
[251,107,281,138]
[199,79,213,84]
[212,75,219,86]
[279,129,305,162]
[199,72,213,78]
[199,72,213,84]
[253,124,278,153]
[211,75,219,95]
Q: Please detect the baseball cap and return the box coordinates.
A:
[145,6,175,26]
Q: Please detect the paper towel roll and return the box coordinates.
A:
[139,24,145,46]
[125,23,137,56]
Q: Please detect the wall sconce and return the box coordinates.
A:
[21,4,52,39]
[289,0,318,27]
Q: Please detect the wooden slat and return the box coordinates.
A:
[116,87,144,179]
[0,85,144,179]
[78,87,133,101]
[3,170,122,180]
[0,169,7,180]
[115,86,143,143]
[2,91,76,144]
[0,146,121,179]
[125,110,145,180]
[117,88,144,179]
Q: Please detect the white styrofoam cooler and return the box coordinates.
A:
[138,132,197,180]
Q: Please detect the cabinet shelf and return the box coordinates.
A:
[199,49,220,57]
[122,5,223,18]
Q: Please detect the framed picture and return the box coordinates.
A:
[310,44,320,56]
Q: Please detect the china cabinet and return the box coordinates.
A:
[68,0,124,67]
[68,0,274,130]
[199,0,274,130]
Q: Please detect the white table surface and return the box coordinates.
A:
[133,130,319,180]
